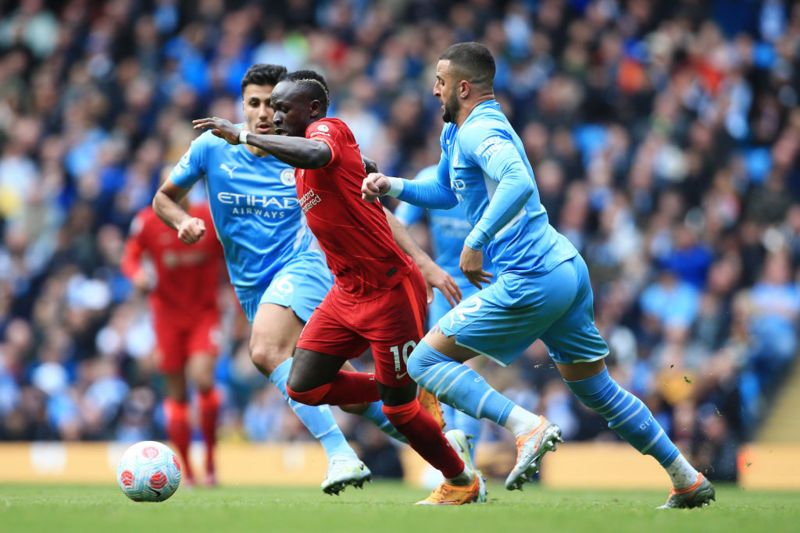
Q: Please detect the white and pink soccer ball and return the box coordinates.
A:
[117,441,182,502]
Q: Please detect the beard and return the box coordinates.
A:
[441,92,460,123]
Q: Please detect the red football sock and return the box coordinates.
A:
[287,371,380,405]
[383,400,464,479]
[164,398,193,481]
[198,389,220,476]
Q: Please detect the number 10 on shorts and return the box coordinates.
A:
[390,340,417,379]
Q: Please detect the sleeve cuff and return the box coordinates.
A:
[385,177,405,198]
[312,135,337,168]
[465,228,490,250]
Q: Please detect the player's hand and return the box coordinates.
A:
[192,117,241,145]
[132,270,153,292]
[177,217,206,244]
[418,259,462,307]
[362,172,391,202]
[460,245,493,289]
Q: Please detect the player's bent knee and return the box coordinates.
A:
[406,353,424,381]
[249,341,290,375]
[188,355,215,390]
[285,382,332,405]
[405,341,438,382]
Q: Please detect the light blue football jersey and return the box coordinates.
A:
[395,165,492,290]
[169,130,314,291]
[438,100,577,275]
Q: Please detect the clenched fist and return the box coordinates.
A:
[177,217,206,244]
[361,172,391,202]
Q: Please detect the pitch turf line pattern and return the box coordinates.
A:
[1,483,799,533]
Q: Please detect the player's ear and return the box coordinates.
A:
[459,79,470,100]
[309,99,322,118]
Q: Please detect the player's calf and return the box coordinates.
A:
[408,341,542,432]
[381,397,465,480]
[378,391,486,504]
[565,367,711,502]
[341,402,408,444]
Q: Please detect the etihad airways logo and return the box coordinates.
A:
[217,192,298,218]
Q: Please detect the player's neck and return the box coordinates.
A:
[245,144,269,158]
[455,94,495,127]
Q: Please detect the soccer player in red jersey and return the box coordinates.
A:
[193,70,484,504]
[121,193,224,487]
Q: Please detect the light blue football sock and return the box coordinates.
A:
[442,403,457,429]
[565,368,679,466]
[407,341,515,426]
[269,358,356,460]
[361,402,408,444]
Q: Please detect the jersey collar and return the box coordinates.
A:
[463,99,500,126]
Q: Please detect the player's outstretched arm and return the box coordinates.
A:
[362,158,457,209]
[153,180,206,245]
[383,207,462,307]
[192,117,332,169]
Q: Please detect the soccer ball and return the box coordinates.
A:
[117,441,182,502]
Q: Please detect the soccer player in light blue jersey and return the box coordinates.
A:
[395,165,490,462]
[153,64,403,495]
[363,43,715,509]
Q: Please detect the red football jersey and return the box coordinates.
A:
[121,204,224,322]
[296,118,414,296]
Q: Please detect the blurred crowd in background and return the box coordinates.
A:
[1,0,799,484]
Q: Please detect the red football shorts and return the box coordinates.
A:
[153,309,220,374]
[297,267,428,387]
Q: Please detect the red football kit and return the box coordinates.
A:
[121,204,224,373]
[294,118,428,387]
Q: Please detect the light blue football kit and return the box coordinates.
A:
[394,103,606,366]
[169,131,400,457]
[170,131,331,324]
[398,101,681,471]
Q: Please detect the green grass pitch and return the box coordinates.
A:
[1,482,798,533]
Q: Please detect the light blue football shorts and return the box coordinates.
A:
[236,249,333,324]
[437,254,609,366]
[429,278,481,330]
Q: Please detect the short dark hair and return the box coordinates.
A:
[241,64,287,94]
[283,69,329,112]
[439,42,495,88]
